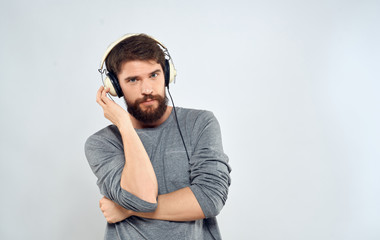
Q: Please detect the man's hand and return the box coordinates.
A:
[96,86,131,129]
[99,196,133,224]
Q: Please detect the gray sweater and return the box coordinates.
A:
[85,107,231,240]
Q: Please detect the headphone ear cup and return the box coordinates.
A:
[164,59,177,87]
[106,72,124,97]
[164,60,170,87]
[168,61,177,84]
[104,76,118,97]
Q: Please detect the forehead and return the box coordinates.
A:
[119,60,162,77]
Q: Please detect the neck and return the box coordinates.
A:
[130,106,173,129]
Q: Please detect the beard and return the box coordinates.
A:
[125,93,168,124]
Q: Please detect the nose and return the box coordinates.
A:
[142,88,153,95]
[141,80,153,95]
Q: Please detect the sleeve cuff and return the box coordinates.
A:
[189,184,217,218]
[119,188,158,212]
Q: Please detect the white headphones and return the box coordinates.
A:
[98,33,177,97]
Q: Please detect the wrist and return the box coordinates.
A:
[123,208,134,218]
[117,117,134,132]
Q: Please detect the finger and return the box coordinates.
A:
[99,196,107,206]
[96,86,106,107]
[101,87,113,104]
[97,86,104,97]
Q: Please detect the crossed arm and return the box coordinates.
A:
[100,187,205,223]
[92,86,206,223]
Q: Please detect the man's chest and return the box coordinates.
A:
[138,129,192,194]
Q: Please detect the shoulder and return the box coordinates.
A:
[176,107,221,138]
[84,125,125,168]
[85,125,123,151]
[177,107,217,124]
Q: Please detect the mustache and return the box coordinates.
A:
[135,94,158,104]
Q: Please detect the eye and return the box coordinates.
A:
[128,78,137,83]
[151,73,158,78]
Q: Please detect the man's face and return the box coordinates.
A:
[118,60,167,124]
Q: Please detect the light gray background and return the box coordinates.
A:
[1,0,379,239]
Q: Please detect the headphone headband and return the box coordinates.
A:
[99,33,172,72]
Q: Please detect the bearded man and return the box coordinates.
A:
[85,34,231,240]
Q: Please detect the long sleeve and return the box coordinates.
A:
[188,111,231,218]
[84,126,157,212]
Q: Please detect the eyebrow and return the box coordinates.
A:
[124,69,162,81]
[150,69,162,75]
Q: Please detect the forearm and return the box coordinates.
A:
[119,124,158,204]
[132,187,205,221]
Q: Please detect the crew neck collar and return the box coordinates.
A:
[135,107,177,132]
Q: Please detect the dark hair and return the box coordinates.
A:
[105,34,166,76]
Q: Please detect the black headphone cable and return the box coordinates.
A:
[167,87,191,162]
